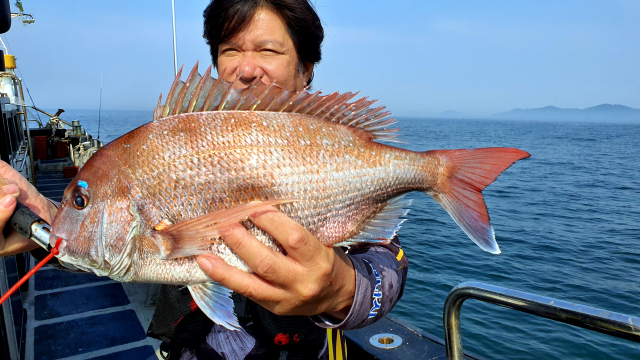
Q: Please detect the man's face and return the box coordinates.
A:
[217,7,312,92]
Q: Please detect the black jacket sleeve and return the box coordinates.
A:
[310,236,408,329]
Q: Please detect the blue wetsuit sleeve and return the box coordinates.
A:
[310,236,408,330]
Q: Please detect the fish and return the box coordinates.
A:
[50,63,530,330]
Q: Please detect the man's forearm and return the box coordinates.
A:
[310,236,408,330]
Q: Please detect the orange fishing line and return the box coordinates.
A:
[0,237,63,305]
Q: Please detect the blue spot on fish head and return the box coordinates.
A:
[78,180,88,189]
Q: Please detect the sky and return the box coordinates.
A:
[2,0,639,117]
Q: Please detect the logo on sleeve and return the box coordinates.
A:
[363,259,382,318]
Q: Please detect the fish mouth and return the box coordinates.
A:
[56,239,68,258]
[55,240,81,271]
[58,259,79,271]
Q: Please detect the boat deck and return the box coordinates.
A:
[25,170,160,360]
[345,315,484,360]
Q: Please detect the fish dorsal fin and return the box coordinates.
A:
[171,61,202,116]
[153,63,400,142]
[160,64,184,118]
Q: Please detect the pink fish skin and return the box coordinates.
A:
[51,110,527,278]
[50,64,530,330]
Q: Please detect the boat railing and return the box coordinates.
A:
[444,281,640,360]
[13,143,28,171]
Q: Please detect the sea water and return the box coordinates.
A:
[58,109,640,359]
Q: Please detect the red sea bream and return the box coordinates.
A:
[50,63,530,329]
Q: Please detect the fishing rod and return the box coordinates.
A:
[0,202,62,305]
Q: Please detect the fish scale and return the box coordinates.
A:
[51,64,529,330]
[120,112,415,263]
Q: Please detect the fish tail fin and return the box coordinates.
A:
[425,147,530,254]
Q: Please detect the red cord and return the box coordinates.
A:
[0,237,63,305]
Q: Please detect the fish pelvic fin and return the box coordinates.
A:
[154,63,400,142]
[153,199,300,259]
[427,147,530,254]
[189,282,240,330]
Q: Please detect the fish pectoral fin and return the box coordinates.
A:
[157,199,300,259]
[334,195,412,247]
[189,282,240,330]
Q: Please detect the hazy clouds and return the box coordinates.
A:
[4,0,639,117]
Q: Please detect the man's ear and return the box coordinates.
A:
[301,62,314,85]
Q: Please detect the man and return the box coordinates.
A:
[0,1,408,359]
[146,1,409,359]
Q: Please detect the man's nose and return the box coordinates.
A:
[236,54,265,86]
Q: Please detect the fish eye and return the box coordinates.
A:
[73,194,88,210]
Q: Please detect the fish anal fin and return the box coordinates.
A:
[189,283,240,330]
[334,195,412,247]
[427,147,530,254]
[157,199,300,259]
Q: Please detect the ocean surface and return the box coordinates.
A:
[56,109,640,359]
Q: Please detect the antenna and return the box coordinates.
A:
[98,73,102,139]
[171,0,178,76]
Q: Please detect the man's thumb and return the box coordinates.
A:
[0,194,17,236]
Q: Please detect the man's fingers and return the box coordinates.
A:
[1,175,19,197]
[0,193,17,254]
[0,162,35,201]
[0,178,19,225]
[197,254,286,302]
[0,161,53,223]
[249,206,323,265]
[220,223,294,283]
[0,194,17,221]
[2,184,19,199]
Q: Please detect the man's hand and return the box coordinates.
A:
[197,206,355,320]
[0,161,58,256]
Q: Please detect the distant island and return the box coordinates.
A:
[432,104,640,123]
[438,110,467,118]
[491,104,640,122]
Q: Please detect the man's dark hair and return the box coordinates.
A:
[203,0,324,86]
